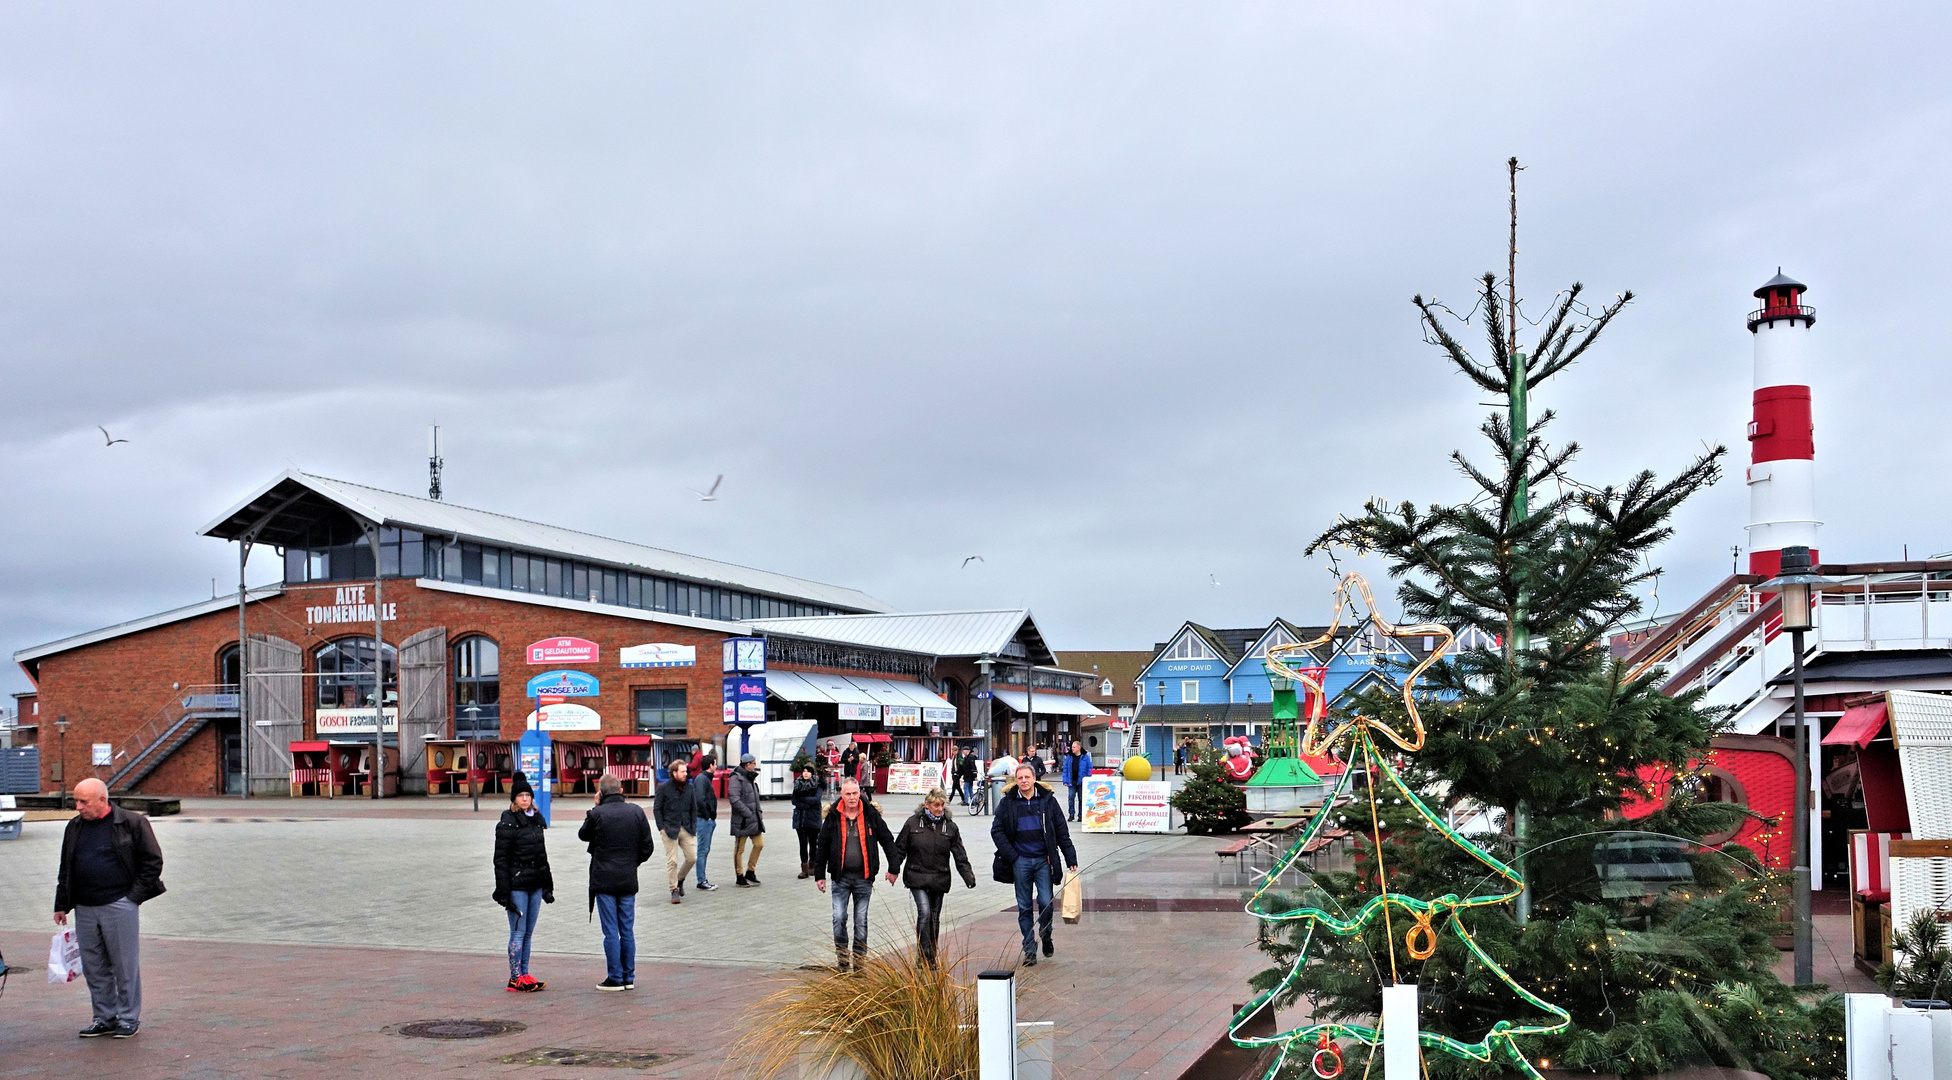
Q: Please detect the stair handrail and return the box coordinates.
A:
[105,683,237,789]
[1623,575,1758,682]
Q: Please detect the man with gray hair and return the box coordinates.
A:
[579,772,654,990]
[54,778,165,1038]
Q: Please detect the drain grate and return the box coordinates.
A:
[499,1047,677,1069]
[396,1019,527,1040]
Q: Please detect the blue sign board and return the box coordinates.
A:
[517,727,553,823]
[722,675,767,725]
[525,670,600,698]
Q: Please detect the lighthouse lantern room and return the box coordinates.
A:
[1744,269,1819,578]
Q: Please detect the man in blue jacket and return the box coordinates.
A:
[1061,739,1092,822]
[990,763,1078,967]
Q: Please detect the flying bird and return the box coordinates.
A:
[688,475,723,502]
[1209,574,1221,588]
[97,426,129,447]
[961,555,984,568]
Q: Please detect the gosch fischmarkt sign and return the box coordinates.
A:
[525,670,600,698]
[527,637,599,665]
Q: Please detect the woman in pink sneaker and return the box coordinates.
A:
[493,772,555,991]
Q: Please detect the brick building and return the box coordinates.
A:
[14,471,1092,796]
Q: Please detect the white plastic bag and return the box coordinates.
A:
[48,926,82,984]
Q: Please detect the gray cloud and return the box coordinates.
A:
[3,3,1948,693]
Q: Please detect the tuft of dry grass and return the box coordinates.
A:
[726,944,981,1080]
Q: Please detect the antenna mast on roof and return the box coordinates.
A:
[428,423,444,501]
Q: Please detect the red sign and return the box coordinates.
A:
[527,637,599,665]
[537,695,567,706]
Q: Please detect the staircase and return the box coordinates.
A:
[106,685,240,793]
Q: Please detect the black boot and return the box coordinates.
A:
[735,872,752,887]
[1042,932,1054,957]
[746,869,760,885]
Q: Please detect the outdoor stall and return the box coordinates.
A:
[424,740,466,795]
[326,741,398,797]
[555,739,607,795]
[604,735,656,795]
[288,741,334,797]
[850,732,892,792]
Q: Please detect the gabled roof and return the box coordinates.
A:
[198,471,890,613]
[1144,623,1241,668]
[1054,651,1150,706]
[14,586,285,679]
[1227,619,1345,677]
[748,609,1054,665]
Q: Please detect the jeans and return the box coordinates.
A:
[664,830,697,893]
[505,889,542,977]
[831,876,874,956]
[694,818,716,884]
[911,887,947,962]
[798,827,820,864]
[959,778,974,805]
[735,833,765,875]
[75,897,141,1023]
[594,893,636,983]
[1012,855,1054,955]
[1066,782,1084,820]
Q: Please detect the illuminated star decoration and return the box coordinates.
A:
[1230,572,1570,1080]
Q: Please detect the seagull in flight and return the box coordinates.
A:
[1209,574,1221,588]
[97,425,129,447]
[961,555,984,568]
[688,475,723,502]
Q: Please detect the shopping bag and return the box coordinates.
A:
[1060,872,1083,924]
[48,927,82,984]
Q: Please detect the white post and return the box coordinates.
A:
[1381,983,1418,1080]
[1845,993,1891,1080]
[977,969,1017,1080]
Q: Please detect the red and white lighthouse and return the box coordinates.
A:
[1744,270,1819,577]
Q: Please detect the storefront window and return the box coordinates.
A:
[635,689,687,734]
[453,636,500,739]
[314,639,398,709]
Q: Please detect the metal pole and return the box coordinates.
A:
[369,526,386,800]
[238,537,252,800]
[1790,626,1813,985]
[976,969,1018,1080]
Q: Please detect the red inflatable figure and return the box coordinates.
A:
[1222,735,1256,781]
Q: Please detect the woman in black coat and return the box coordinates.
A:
[892,787,976,964]
[493,772,555,992]
[791,766,824,878]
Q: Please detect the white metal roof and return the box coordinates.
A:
[990,689,1104,716]
[14,586,285,677]
[748,609,1039,659]
[764,669,954,711]
[198,471,891,613]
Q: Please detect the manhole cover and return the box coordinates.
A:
[396,1019,527,1040]
[499,1047,678,1068]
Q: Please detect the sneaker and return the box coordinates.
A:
[79,1020,117,1038]
[624,980,636,990]
[596,978,628,991]
[671,890,682,904]
[111,1020,140,1038]
[506,976,525,992]
[1042,936,1055,958]
[1022,951,1039,968]
[696,881,718,891]
[519,975,547,992]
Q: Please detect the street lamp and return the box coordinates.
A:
[56,715,69,799]
[1759,544,1834,987]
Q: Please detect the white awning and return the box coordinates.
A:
[765,670,955,715]
[765,670,835,704]
[990,690,1104,716]
[792,671,883,707]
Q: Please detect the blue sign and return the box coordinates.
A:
[517,727,553,824]
[525,670,600,698]
[722,675,767,725]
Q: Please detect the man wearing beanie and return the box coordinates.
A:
[727,753,766,887]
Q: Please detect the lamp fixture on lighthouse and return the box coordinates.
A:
[1743,269,1819,577]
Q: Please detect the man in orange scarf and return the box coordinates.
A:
[812,779,898,970]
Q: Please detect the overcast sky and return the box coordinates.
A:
[2,4,1948,696]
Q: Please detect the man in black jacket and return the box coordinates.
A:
[990,764,1078,967]
[579,773,654,990]
[652,759,697,905]
[689,747,720,891]
[53,778,164,1038]
[812,779,898,970]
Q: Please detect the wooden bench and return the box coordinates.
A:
[1215,836,1255,885]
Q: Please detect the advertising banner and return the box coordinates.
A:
[525,704,602,731]
[886,761,946,794]
[525,670,600,698]
[722,676,767,725]
[884,705,922,728]
[1081,776,1121,833]
[527,637,599,665]
[620,643,696,668]
[923,706,957,725]
[837,703,881,722]
[315,708,400,735]
[1117,780,1172,833]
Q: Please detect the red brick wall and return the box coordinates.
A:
[24,580,740,794]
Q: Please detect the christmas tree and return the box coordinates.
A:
[1173,743,1251,835]
[1236,215,1843,1079]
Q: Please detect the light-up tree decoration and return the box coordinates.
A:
[1228,572,1569,1080]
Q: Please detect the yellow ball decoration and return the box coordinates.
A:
[1121,756,1153,782]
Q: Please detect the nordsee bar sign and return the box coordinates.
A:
[525,670,600,698]
[620,643,696,668]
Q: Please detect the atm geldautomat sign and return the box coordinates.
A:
[525,670,600,698]
[527,637,599,665]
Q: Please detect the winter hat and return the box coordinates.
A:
[509,771,534,801]
[739,753,757,765]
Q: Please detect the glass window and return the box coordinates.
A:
[510,552,529,591]
[461,543,483,585]
[218,644,241,688]
[313,638,398,709]
[443,539,463,583]
[652,578,669,612]
[1181,680,1199,704]
[482,547,501,588]
[627,574,642,608]
[572,564,589,602]
[452,636,501,739]
[530,557,547,594]
[634,688,687,734]
[308,550,328,581]
[602,570,618,606]
[545,560,561,596]
[285,548,306,583]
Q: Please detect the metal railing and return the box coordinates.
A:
[105,684,238,791]
[1746,304,1815,330]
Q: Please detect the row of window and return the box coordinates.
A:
[282,528,846,624]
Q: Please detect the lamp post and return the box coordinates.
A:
[1759,544,1833,987]
[56,715,69,798]
[1156,680,1167,769]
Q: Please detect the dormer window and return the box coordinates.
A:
[1100,679,1114,697]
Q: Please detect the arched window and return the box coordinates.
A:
[218,644,241,689]
[939,676,964,709]
[314,639,398,709]
[453,636,501,739]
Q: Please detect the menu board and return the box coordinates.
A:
[1117,781,1172,834]
[1081,777,1121,833]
